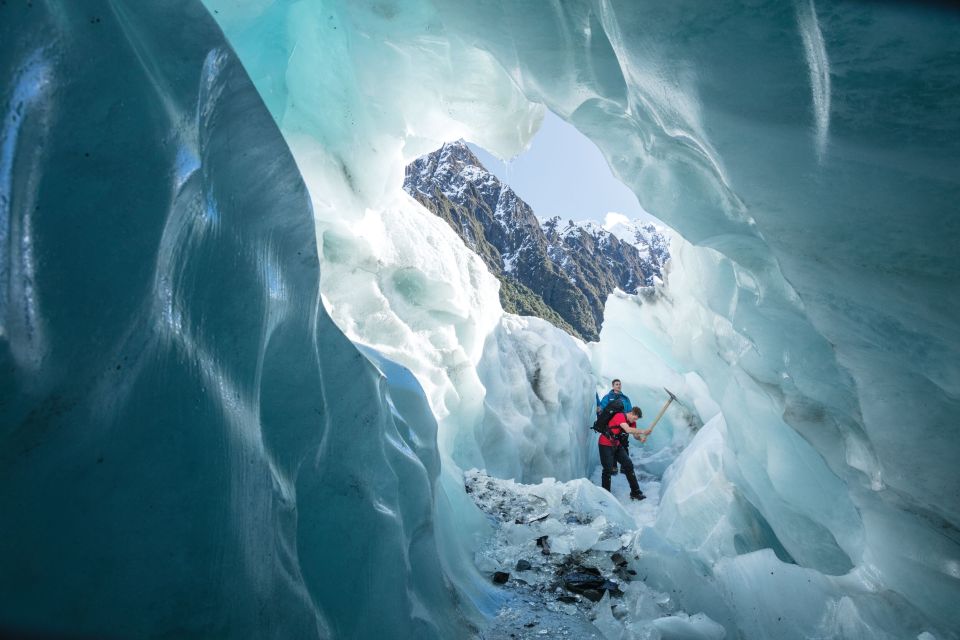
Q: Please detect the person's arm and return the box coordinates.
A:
[622,394,633,413]
[632,426,653,440]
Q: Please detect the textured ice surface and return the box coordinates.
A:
[599,235,954,638]
[474,314,595,483]
[5,0,959,638]
[203,0,603,613]
[0,3,466,638]
[202,0,959,637]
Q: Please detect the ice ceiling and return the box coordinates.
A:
[1,1,958,638]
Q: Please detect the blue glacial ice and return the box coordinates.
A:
[1,2,467,638]
[3,0,959,638]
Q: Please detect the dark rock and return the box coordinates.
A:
[562,563,627,602]
[562,566,605,595]
[536,535,551,555]
[493,571,510,584]
[611,552,628,567]
[581,589,605,603]
[516,559,532,571]
[557,595,578,604]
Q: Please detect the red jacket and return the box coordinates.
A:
[599,412,628,447]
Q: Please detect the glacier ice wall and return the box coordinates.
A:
[474,315,594,483]
[204,0,960,637]
[0,2,468,638]
[201,0,597,485]
[597,236,953,638]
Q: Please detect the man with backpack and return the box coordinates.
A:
[594,402,647,501]
[598,379,633,475]
[597,379,632,414]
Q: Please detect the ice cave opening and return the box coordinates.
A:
[2,2,958,640]
[196,0,960,634]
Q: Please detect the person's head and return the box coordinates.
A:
[611,379,622,392]
[626,407,642,423]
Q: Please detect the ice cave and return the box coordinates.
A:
[1,1,958,639]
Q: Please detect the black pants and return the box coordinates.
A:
[599,444,640,494]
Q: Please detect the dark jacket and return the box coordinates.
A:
[598,390,632,413]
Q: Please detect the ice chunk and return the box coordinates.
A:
[592,590,726,640]
[591,538,624,552]
[572,526,602,552]
[474,314,596,483]
[589,592,622,640]
[650,613,726,640]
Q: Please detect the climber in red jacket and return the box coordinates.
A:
[598,407,647,501]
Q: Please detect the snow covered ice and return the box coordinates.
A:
[3,1,959,639]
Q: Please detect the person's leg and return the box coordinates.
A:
[599,444,616,492]
[616,447,644,498]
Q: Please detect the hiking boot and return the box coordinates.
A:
[630,491,646,501]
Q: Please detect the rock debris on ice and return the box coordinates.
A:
[467,470,724,639]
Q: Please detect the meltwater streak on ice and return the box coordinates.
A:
[0,48,52,370]
[796,0,831,161]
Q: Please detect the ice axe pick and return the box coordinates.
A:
[643,388,679,438]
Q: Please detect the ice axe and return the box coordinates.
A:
[639,388,679,441]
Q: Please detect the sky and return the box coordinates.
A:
[467,110,659,225]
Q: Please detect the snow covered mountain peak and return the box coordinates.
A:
[405,143,669,341]
[599,213,669,261]
[541,215,669,273]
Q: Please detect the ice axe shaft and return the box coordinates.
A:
[646,388,679,434]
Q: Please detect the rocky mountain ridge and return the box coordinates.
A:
[403,141,669,341]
